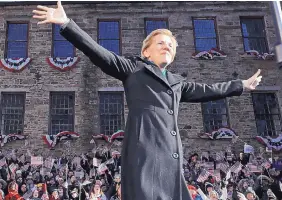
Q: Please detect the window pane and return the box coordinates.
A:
[53,41,74,57]
[195,38,217,52]
[99,40,120,55]
[1,93,25,135]
[7,41,27,58]
[252,93,282,136]
[146,20,168,36]
[98,22,119,39]
[202,99,228,132]
[8,24,28,41]
[50,92,74,135]
[243,38,268,53]
[241,18,267,53]
[99,92,124,135]
[53,24,65,40]
[194,19,216,38]
[241,18,265,37]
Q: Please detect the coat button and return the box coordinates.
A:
[167,90,172,95]
[172,153,179,159]
[170,130,176,136]
[167,110,174,115]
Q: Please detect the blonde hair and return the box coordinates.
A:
[141,29,178,61]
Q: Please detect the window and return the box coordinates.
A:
[98,20,121,55]
[6,22,28,58]
[240,17,268,53]
[193,18,218,52]
[49,92,75,135]
[52,24,74,57]
[145,19,168,36]
[99,92,124,135]
[252,93,281,136]
[0,93,25,135]
[202,99,229,132]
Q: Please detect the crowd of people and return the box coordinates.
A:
[184,151,282,200]
[0,147,281,200]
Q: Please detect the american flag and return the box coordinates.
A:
[217,162,229,173]
[229,161,242,173]
[216,152,225,161]
[196,169,210,183]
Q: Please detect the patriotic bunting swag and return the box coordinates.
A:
[0,57,31,72]
[239,50,275,60]
[91,130,124,143]
[192,48,227,60]
[256,134,282,151]
[0,134,27,147]
[198,127,237,140]
[46,57,80,71]
[42,131,80,148]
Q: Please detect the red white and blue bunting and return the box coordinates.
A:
[91,130,124,143]
[42,131,80,148]
[46,57,80,72]
[0,58,31,72]
[192,48,227,60]
[256,134,282,151]
[198,127,237,140]
[239,50,275,60]
[0,134,27,147]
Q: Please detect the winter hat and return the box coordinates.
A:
[94,180,102,187]
[111,151,120,156]
[205,182,213,190]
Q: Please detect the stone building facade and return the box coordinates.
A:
[0,1,281,157]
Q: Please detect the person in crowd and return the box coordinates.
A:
[18,183,27,196]
[69,188,79,200]
[110,183,121,200]
[88,180,107,200]
[30,189,41,200]
[49,188,60,200]
[4,181,23,200]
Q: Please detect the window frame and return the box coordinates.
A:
[48,91,75,135]
[51,24,76,58]
[144,18,169,37]
[239,16,269,53]
[98,91,125,136]
[97,19,122,55]
[5,21,29,58]
[192,17,219,52]
[201,98,230,133]
[0,92,26,135]
[251,91,282,137]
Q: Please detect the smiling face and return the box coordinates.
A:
[143,34,174,68]
[141,29,177,69]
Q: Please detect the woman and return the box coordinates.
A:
[110,184,121,200]
[88,181,107,200]
[30,189,41,200]
[4,181,24,200]
[32,2,262,200]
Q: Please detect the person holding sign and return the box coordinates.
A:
[32,1,262,199]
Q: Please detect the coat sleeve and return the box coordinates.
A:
[60,19,136,82]
[180,79,244,103]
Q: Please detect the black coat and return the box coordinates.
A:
[60,19,244,200]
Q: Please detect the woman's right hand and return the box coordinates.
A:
[32,1,68,25]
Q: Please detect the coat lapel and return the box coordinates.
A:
[139,57,185,88]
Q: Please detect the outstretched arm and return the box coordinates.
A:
[32,1,136,81]
[181,69,262,103]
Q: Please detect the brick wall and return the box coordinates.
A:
[0,1,281,157]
